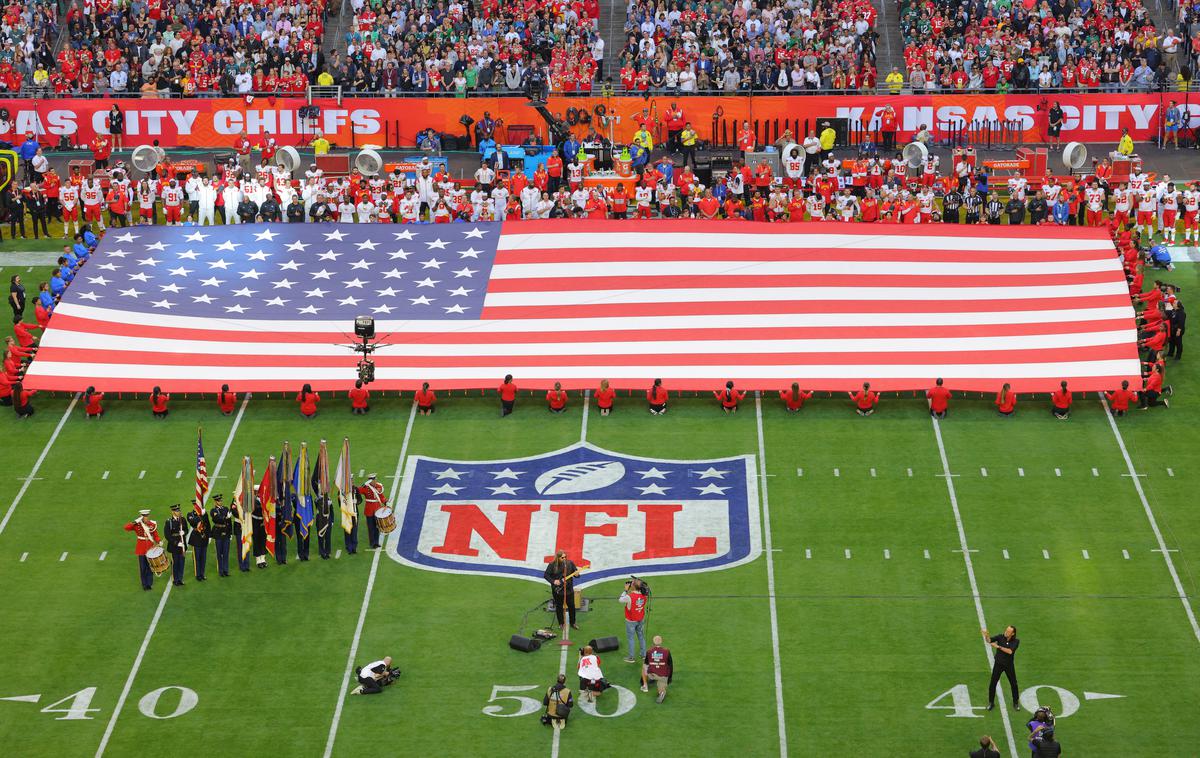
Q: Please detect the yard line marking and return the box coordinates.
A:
[754,395,788,758]
[1042,550,1051,560]
[1122,549,1131,560]
[1054,468,1062,477]
[59,552,67,562]
[65,471,72,480]
[102,471,109,480]
[870,467,876,478]
[579,390,591,443]
[980,467,988,477]
[0,394,79,537]
[96,395,249,758]
[930,417,1018,758]
[1092,468,1099,477]
[99,551,107,561]
[1002,549,1010,560]
[1152,548,1180,554]
[1121,473,1146,478]
[923,549,930,559]
[844,548,852,559]
[1017,467,1024,477]
[805,548,812,559]
[19,552,28,562]
[137,470,146,480]
[883,549,891,559]
[1101,396,1200,646]
[324,402,419,758]
[1082,550,1090,560]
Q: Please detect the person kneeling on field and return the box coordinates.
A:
[642,635,673,703]
[351,656,401,695]
[850,382,878,416]
[577,646,608,703]
[541,674,574,731]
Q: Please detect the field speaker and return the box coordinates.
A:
[781,142,805,180]
[589,636,620,653]
[354,147,383,176]
[131,144,161,174]
[274,145,300,174]
[509,634,541,653]
[902,141,928,169]
[1062,141,1088,171]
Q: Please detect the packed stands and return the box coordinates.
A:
[0,0,59,94]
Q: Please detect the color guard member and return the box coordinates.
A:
[209,494,233,577]
[186,501,211,581]
[357,473,387,550]
[124,508,161,590]
[164,504,188,586]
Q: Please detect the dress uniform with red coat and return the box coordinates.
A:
[357,474,387,549]
[123,509,161,590]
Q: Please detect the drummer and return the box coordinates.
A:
[356,473,387,550]
[123,508,162,591]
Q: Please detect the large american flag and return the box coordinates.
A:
[23,220,1141,393]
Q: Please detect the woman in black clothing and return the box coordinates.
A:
[6,186,25,239]
[108,104,125,150]
[8,275,25,319]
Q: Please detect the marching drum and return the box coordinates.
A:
[375,507,396,534]
[146,546,169,576]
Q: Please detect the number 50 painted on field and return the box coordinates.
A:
[481,684,637,718]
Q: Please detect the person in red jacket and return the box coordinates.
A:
[0,374,12,406]
[349,379,370,414]
[1139,365,1171,409]
[124,508,162,590]
[927,377,951,419]
[1050,380,1072,419]
[850,382,878,416]
[217,384,236,415]
[995,383,1017,416]
[714,380,745,413]
[13,319,41,349]
[84,386,104,418]
[547,382,568,413]
[415,381,436,415]
[780,383,812,412]
[150,386,169,418]
[595,379,615,416]
[647,378,668,415]
[1104,379,1137,416]
[498,374,517,417]
[12,380,34,417]
[297,383,320,418]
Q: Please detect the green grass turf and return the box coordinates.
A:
[0,271,1196,756]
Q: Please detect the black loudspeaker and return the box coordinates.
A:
[589,636,620,653]
[509,634,541,653]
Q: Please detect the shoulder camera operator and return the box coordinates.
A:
[618,577,649,662]
[350,656,401,695]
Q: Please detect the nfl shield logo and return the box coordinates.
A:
[388,443,761,587]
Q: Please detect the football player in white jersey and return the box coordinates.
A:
[1159,183,1180,243]
[1182,183,1200,244]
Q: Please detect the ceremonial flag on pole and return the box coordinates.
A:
[293,443,314,538]
[276,442,294,537]
[313,440,330,541]
[192,429,209,515]
[232,456,254,559]
[335,437,354,534]
[258,456,277,558]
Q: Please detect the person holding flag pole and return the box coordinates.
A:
[335,437,358,555]
[258,456,278,562]
[231,456,255,571]
[188,428,212,582]
[274,442,293,565]
[313,439,333,560]
[293,442,315,561]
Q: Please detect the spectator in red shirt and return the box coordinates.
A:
[547,382,568,413]
[1139,366,1171,410]
[1105,380,1137,417]
[217,384,236,415]
[150,386,169,418]
[13,320,41,349]
[850,382,878,416]
[499,374,517,417]
[595,379,615,416]
[349,379,370,414]
[415,382,436,415]
[714,380,745,413]
[647,378,668,415]
[780,383,812,412]
[297,383,320,418]
[995,383,1017,416]
[84,386,104,418]
[12,380,34,417]
[1050,380,1072,420]
[926,377,952,419]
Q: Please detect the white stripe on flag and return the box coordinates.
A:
[497,231,1116,252]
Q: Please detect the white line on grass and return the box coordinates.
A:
[96,395,249,758]
[1002,549,1010,560]
[20,552,28,562]
[1018,467,1024,477]
[930,417,1018,758]
[137,470,145,480]
[102,471,109,480]
[0,395,79,537]
[99,551,107,561]
[833,467,839,477]
[907,467,913,477]
[1092,468,1099,477]
[923,549,930,559]
[65,471,72,480]
[1167,467,1174,477]
[59,552,67,562]
[324,402,418,758]
[870,467,876,477]
[1101,397,1200,645]
[1082,550,1090,560]
[884,549,891,559]
[754,394,789,758]
[175,470,182,479]
[1042,550,1051,560]
[805,548,812,559]
[844,548,852,559]
[579,389,590,443]
[1123,550,1131,560]
[1054,468,1062,477]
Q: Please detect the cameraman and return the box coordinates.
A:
[618,578,649,663]
[351,656,399,695]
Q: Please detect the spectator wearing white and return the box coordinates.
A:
[235,69,253,93]
[491,184,510,221]
[520,183,540,217]
[109,66,128,93]
[185,172,203,218]
[337,197,356,223]
[196,178,217,226]
[356,197,376,223]
[577,645,605,703]
[221,180,242,224]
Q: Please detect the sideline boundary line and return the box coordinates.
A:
[322,401,419,758]
[0,394,79,536]
[1101,397,1200,644]
[755,394,788,757]
[931,417,1018,758]
[96,396,250,757]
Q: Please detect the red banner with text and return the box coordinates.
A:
[0,92,1181,150]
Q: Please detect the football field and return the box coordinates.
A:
[0,272,1197,757]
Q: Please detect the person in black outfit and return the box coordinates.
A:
[544,549,579,629]
[963,189,982,224]
[26,187,49,239]
[286,199,305,223]
[8,275,25,319]
[1006,196,1027,225]
[943,189,962,223]
[985,193,1003,224]
[1167,301,1186,359]
[186,504,211,581]
[1032,728,1062,757]
[969,735,1001,758]
[164,504,188,587]
[251,496,268,568]
[1027,191,1049,225]
[6,186,25,239]
[982,625,1020,710]
[209,494,233,577]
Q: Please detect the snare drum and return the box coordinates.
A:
[375,507,396,534]
[145,546,170,576]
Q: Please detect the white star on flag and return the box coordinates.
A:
[106,249,131,258]
[458,247,483,259]
[128,273,151,283]
[343,278,366,289]
[177,250,200,260]
[159,283,183,293]
[304,288,328,298]
[274,279,296,289]
[88,276,110,286]
[443,304,467,314]
[324,230,347,241]
[232,287,257,297]
[184,231,208,242]
[356,239,379,250]
[225,304,247,314]
[453,267,477,278]
[137,256,160,266]
[463,227,486,239]
[246,251,270,262]
[311,269,333,280]
[286,240,308,251]
[338,296,360,307]
[215,241,241,251]
[208,259,232,270]
[448,287,472,297]
[349,259,372,270]
[433,468,465,480]
[113,232,138,242]
[393,230,414,240]
[199,277,224,287]
[118,288,143,299]
[415,277,438,288]
[279,260,302,271]
[241,270,264,279]
[421,259,444,269]
[151,299,174,309]
[318,250,341,261]
[254,228,278,241]
[410,296,433,305]
[145,242,168,252]
[97,263,121,271]
[77,292,100,301]
[192,294,215,304]
[425,238,449,249]
[388,250,412,260]
[264,297,289,307]
[377,287,399,297]
[371,305,395,314]
[167,267,192,277]
[297,305,322,314]
[382,268,404,279]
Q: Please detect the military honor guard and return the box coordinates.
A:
[252,496,269,568]
[231,497,251,572]
[316,490,333,559]
[186,501,211,581]
[357,474,386,550]
[164,504,188,586]
[123,508,162,590]
[274,493,290,565]
[293,498,310,561]
[209,494,233,577]
[343,491,359,555]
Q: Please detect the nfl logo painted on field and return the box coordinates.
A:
[388,443,760,587]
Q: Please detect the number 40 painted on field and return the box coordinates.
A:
[37,686,198,720]
[926,684,1083,719]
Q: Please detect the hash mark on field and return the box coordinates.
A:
[1152,548,1181,554]
[335,550,342,559]
[138,470,145,480]
[1055,468,1062,477]
[796,468,803,477]
[883,549,891,559]
[923,549,930,559]
[175,470,182,479]
[59,552,67,562]
[844,548,852,559]
[20,552,28,562]
[1082,549,1090,559]
[102,471,109,480]
[1042,549,1051,560]
[358,469,365,478]
[870,468,876,477]
[805,549,812,559]
[1092,468,1099,477]
[65,471,72,480]
[1018,467,1025,477]
[1122,473,1146,478]
[833,467,839,477]
[980,467,988,477]
[1123,549,1131,560]
[1167,468,1175,477]
[907,468,913,477]
[1003,549,1010,560]
[99,551,107,561]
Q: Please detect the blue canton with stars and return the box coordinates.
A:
[389,442,760,587]
[65,223,502,320]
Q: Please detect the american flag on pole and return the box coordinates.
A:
[193,429,208,515]
[22,220,1141,393]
